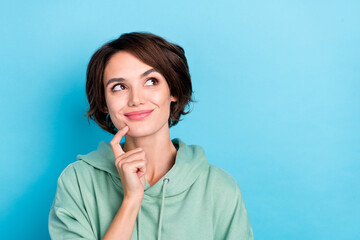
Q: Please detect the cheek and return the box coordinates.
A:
[156,95,172,111]
[155,89,172,105]
[106,103,127,125]
[106,94,126,111]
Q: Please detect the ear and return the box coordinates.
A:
[170,96,178,103]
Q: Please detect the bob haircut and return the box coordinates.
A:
[84,32,195,135]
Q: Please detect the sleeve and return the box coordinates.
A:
[48,164,97,240]
[215,184,254,240]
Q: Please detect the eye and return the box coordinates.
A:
[111,84,126,92]
[145,78,159,86]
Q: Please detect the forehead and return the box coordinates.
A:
[103,51,155,79]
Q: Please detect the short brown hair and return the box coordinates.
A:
[84,32,195,135]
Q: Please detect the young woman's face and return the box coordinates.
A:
[103,51,177,137]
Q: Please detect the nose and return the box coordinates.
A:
[128,87,144,107]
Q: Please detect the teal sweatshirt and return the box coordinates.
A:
[49,138,253,240]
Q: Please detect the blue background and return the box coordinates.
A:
[1,0,359,239]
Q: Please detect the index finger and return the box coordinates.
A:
[110,126,129,158]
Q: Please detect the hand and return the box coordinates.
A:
[110,126,147,200]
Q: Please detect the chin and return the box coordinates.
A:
[126,129,156,138]
[126,120,169,138]
[124,123,157,137]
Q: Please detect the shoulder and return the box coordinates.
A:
[205,164,244,206]
[205,166,253,239]
[56,160,98,190]
[53,160,105,204]
[205,165,248,223]
[58,161,92,180]
[207,164,241,193]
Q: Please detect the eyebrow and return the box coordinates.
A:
[105,68,160,88]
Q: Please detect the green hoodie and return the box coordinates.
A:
[49,138,253,240]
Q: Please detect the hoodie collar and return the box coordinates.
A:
[77,138,209,197]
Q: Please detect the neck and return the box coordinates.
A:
[123,125,177,186]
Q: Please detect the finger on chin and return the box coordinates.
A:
[110,125,129,157]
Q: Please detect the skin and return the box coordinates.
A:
[103,51,178,199]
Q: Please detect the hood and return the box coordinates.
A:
[76,138,210,197]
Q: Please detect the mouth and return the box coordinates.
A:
[124,109,154,121]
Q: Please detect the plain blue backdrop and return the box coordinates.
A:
[1,0,359,239]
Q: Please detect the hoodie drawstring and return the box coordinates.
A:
[157,177,169,240]
[137,205,141,240]
[137,177,170,240]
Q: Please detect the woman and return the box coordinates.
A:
[48,32,254,240]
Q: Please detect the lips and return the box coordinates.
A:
[124,109,154,121]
